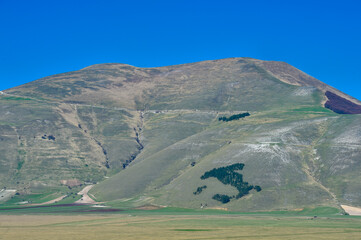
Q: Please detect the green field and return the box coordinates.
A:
[0,207,360,240]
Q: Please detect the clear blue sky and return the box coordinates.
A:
[1,0,361,99]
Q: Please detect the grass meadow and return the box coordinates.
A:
[0,206,360,240]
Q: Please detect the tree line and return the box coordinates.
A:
[218,112,250,122]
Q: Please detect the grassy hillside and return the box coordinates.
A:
[91,107,355,211]
[1,57,361,212]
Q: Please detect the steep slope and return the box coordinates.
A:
[0,96,141,194]
[250,59,361,113]
[1,57,361,211]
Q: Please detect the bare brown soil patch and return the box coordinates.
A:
[341,205,361,216]
[134,205,163,210]
[60,179,82,187]
[75,185,98,204]
[325,91,361,114]
[207,207,228,211]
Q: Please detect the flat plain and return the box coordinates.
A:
[1,208,361,240]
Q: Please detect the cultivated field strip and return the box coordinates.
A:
[0,214,361,240]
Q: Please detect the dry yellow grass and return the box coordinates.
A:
[0,214,361,240]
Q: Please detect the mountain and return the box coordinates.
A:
[1,57,361,211]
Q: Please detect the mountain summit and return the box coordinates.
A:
[1,58,361,211]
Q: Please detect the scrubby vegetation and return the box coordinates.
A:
[193,185,207,195]
[212,194,231,203]
[218,112,250,122]
[254,185,262,192]
[41,135,56,141]
[1,96,33,101]
[200,163,261,203]
[17,160,25,171]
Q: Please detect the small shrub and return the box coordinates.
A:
[212,194,231,203]
[47,135,56,141]
[254,185,262,192]
[193,185,207,195]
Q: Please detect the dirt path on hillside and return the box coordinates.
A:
[341,205,361,216]
[75,185,97,204]
[23,185,97,206]
[31,195,67,206]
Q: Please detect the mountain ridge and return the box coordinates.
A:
[5,57,360,113]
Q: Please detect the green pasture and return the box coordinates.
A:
[0,206,360,240]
